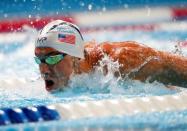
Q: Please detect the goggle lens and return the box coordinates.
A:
[34,54,64,65]
[45,55,63,65]
[34,57,42,64]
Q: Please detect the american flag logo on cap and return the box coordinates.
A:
[58,34,76,45]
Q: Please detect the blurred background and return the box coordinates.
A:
[0,0,187,32]
[0,0,187,18]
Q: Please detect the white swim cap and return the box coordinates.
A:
[35,20,84,58]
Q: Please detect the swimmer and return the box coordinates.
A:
[34,20,187,92]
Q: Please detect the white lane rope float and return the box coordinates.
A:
[0,78,187,126]
[53,90,187,119]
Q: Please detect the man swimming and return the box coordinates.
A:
[35,20,187,92]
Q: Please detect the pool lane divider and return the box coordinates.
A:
[0,16,75,32]
[0,106,60,126]
[0,91,187,126]
[0,7,187,32]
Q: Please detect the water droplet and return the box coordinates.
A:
[145,6,151,16]
[28,15,32,19]
[80,1,85,7]
[88,4,92,11]
[102,6,106,12]
[4,14,8,18]
[124,4,128,9]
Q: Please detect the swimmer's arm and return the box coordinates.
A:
[158,52,187,87]
[166,54,187,77]
[127,50,187,87]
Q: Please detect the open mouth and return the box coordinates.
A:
[45,79,55,91]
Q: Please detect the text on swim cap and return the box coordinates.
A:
[36,37,47,46]
[56,26,75,34]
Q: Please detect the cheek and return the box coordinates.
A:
[54,60,73,76]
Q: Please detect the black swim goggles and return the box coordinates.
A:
[34,54,67,65]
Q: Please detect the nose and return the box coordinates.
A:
[39,63,51,78]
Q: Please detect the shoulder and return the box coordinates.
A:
[83,41,104,66]
[83,41,146,56]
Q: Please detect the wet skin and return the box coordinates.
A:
[35,47,74,91]
[83,41,187,87]
[35,41,187,92]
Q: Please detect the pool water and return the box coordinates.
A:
[0,21,187,130]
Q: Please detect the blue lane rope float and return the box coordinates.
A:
[0,110,10,125]
[0,106,60,126]
[0,91,187,126]
[3,108,28,124]
[22,107,43,122]
[37,105,60,121]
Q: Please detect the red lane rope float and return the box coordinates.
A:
[0,16,75,32]
[172,7,187,19]
[0,7,187,33]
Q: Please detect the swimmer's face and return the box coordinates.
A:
[35,47,74,92]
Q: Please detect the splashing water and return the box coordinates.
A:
[68,54,178,98]
[0,27,186,108]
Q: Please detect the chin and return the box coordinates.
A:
[45,80,68,92]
